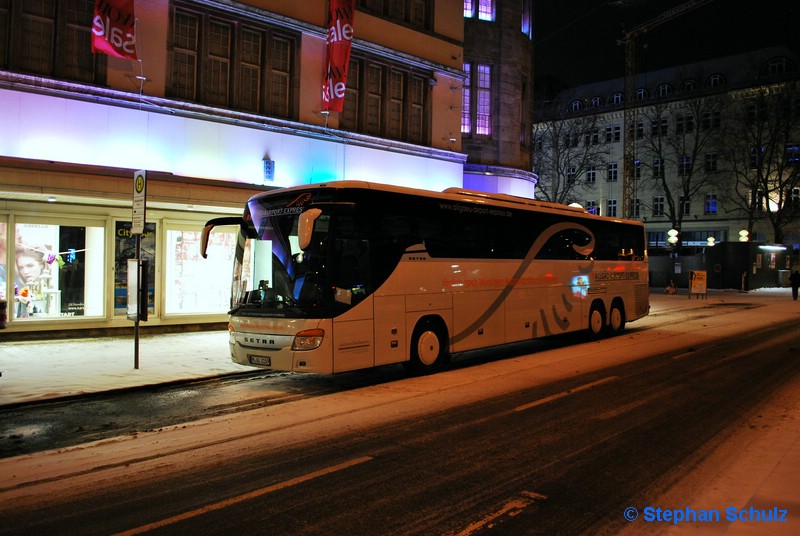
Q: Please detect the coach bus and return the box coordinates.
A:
[201,181,649,375]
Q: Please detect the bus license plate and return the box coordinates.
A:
[248,355,271,366]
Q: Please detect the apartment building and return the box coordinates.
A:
[533,47,800,266]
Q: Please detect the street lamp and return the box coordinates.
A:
[739,230,749,242]
[667,228,679,245]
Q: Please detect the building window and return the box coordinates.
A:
[753,190,766,212]
[169,4,298,119]
[702,110,721,130]
[680,196,691,216]
[653,158,663,178]
[705,153,717,173]
[651,118,668,137]
[475,63,492,135]
[591,96,603,107]
[464,0,494,21]
[361,0,431,29]
[767,58,787,76]
[612,92,624,105]
[750,145,765,169]
[461,63,471,135]
[787,144,800,165]
[586,201,599,215]
[649,231,666,247]
[571,99,583,112]
[679,155,692,176]
[521,0,532,38]
[634,160,641,179]
[585,128,599,145]
[165,227,237,314]
[635,120,644,139]
[658,83,672,97]
[0,0,106,84]
[462,62,491,137]
[653,196,665,217]
[635,88,648,101]
[676,114,694,134]
[705,194,718,215]
[792,188,800,209]
[683,79,697,92]
[605,125,621,143]
[607,161,618,182]
[563,132,579,148]
[343,56,430,144]
[607,199,617,217]
[708,73,725,87]
[586,166,596,183]
[566,166,577,183]
[11,221,107,320]
[634,198,641,218]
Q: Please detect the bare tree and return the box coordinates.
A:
[532,103,607,205]
[720,80,800,243]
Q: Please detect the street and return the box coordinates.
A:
[0,299,799,534]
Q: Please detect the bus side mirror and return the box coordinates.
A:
[298,208,323,251]
[201,216,247,258]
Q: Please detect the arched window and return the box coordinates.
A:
[590,96,603,107]
[708,73,725,88]
[635,88,648,101]
[570,99,583,112]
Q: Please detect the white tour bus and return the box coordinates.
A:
[201,181,649,374]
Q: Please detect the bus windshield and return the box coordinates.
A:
[229,196,329,316]
[231,193,367,318]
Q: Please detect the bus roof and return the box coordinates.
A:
[251,180,642,226]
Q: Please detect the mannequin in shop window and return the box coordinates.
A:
[15,246,50,318]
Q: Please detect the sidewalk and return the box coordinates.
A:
[0,288,796,407]
[0,329,245,407]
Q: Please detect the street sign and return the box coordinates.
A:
[132,170,146,234]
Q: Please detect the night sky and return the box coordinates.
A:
[533,0,800,88]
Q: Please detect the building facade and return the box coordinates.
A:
[0,0,468,334]
[533,47,800,273]
[461,0,536,196]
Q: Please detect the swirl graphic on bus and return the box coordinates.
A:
[450,222,595,344]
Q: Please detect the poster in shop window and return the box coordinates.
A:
[114,221,155,316]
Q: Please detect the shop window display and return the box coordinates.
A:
[165,229,236,314]
[13,223,105,320]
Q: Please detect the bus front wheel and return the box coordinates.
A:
[587,303,606,339]
[406,320,448,375]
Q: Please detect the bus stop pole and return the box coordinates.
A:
[134,233,140,370]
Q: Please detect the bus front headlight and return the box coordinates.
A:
[293,329,324,351]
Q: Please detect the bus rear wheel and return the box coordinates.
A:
[406,320,448,375]
[608,300,626,335]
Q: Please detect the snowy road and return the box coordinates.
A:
[1,299,799,534]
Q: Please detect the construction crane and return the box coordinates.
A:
[618,0,715,219]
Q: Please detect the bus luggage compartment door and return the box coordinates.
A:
[373,295,407,366]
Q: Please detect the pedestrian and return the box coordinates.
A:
[790,270,800,300]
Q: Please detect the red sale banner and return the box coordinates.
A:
[321,0,356,113]
[91,0,138,60]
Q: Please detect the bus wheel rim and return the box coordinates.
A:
[611,308,622,331]
[590,310,604,334]
[417,331,440,366]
